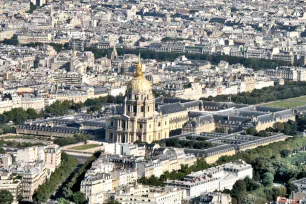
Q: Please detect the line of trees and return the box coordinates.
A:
[24,42,69,52]
[0,95,125,126]
[201,81,306,104]
[58,151,101,203]
[53,134,93,146]
[1,39,291,69]
[138,158,209,186]
[85,47,290,70]
[32,153,78,202]
[0,139,45,149]
[163,137,215,149]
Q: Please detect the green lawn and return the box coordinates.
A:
[267,95,306,108]
[69,144,101,150]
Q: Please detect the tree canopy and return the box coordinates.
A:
[201,81,306,105]
[0,190,14,204]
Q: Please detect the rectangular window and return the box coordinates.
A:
[133,105,137,113]
[141,106,144,112]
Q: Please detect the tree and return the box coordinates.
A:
[246,127,257,135]
[286,182,298,195]
[273,122,285,131]
[72,192,87,204]
[231,180,247,203]
[215,127,226,133]
[241,194,258,204]
[0,190,14,204]
[57,198,71,204]
[26,108,38,119]
[262,172,274,186]
[280,149,291,158]
[257,130,267,137]
[228,128,233,134]
[32,153,78,202]
[283,120,297,135]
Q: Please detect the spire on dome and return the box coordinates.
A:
[136,53,143,77]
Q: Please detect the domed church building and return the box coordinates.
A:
[105,56,203,143]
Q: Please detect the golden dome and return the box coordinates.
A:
[127,75,152,93]
[126,54,152,94]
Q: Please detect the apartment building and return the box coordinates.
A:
[53,72,83,85]
[137,148,196,178]
[44,144,61,173]
[0,154,12,168]
[80,173,112,204]
[18,162,48,201]
[0,96,44,114]
[0,30,16,41]
[111,169,137,190]
[165,160,252,199]
[265,67,306,81]
[0,172,22,204]
[114,185,184,204]
[17,33,52,44]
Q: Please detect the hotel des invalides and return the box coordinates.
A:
[105,57,197,143]
[105,57,296,145]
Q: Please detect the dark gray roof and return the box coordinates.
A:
[296,105,306,112]
[159,103,186,114]
[203,101,248,110]
[256,106,286,112]
[184,114,214,128]
[213,115,251,124]
[188,111,209,118]
[184,144,235,157]
[181,100,203,109]
[238,110,267,117]
[257,114,274,122]
[155,97,193,104]
[203,101,235,109]
[274,109,294,119]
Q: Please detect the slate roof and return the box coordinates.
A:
[155,97,193,104]
[202,101,248,110]
[238,110,267,117]
[159,102,186,114]
[184,114,214,128]
[255,106,286,112]
[213,115,251,124]
[184,144,235,157]
[274,109,294,119]
[188,111,209,118]
[296,105,306,112]
[257,114,274,122]
[181,100,203,109]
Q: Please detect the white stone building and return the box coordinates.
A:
[114,185,184,204]
[165,160,253,199]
